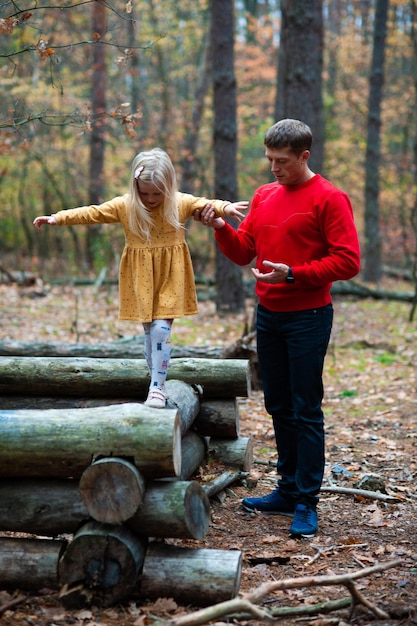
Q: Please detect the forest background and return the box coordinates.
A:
[0,0,416,306]
[2,4,417,622]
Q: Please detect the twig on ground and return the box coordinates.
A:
[321,485,401,503]
[0,594,27,616]
[163,559,400,626]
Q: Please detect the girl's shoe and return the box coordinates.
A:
[144,388,167,408]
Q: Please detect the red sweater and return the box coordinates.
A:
[215,174,361,312]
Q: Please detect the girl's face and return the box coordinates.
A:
[137,180,164,209]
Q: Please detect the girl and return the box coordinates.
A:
[33,148,248,408]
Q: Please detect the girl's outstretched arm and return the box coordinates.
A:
[33,215,57,231]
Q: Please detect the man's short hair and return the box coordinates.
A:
[264,119,312,155]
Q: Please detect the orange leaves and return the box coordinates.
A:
[0,12,31,34]
[35,40,55,59]
[0,17,18,34]
[110,103,142,139]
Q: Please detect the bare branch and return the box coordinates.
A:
[321,485,402,503]
[163,560,400,626]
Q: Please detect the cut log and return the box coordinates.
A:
[208,436,253,471]
[0,396,133,410]
[0,478,208,539]
[128,480,210,540]
[194,398,240,438]
[0,395,241,440]
[0,478,89,535]
[179,430,208,480]
[0,356,250,398]
[0,379,199,422]
[221,330,262,390]
[0,479,89,537]
[0,537,66,590]
[79,458,146,524]
[58,521,147,608]
[170,358,250,398]
[0,403,181,479]
[0,394,239,440]
[0,338,224,359]
[165,379,200,434]
[202,470,248,499]
[0,268,37,286]
[139,542,242,606]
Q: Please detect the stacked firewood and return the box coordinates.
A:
[0,356,252,608]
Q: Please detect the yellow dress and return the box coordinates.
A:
[54,192,230,322]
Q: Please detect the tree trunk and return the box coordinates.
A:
[79,458,146,524]
[275,0,324,173]
[0,402,181,479]
[58,521,147,609]
[0,357,251,398]
[139,542,242,606]
[363,0,389,282]
[128,480,210,540]
[86,1,107,269]
[210,0,245,313]
[0,537,67,590]
[180,24,212,194]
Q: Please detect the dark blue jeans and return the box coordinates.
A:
[256,302,333,507]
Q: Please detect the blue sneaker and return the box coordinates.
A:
[289,503,318,538]
[242,488,294,516]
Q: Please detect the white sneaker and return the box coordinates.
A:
[144,388,167,408]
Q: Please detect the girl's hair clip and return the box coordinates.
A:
[134,165,144,179]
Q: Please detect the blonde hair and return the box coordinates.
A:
[128,148,180,241]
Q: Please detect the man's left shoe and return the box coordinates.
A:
[289,503,318,538]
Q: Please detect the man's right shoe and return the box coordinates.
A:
[242,488,295,516]
[289,503,318,538]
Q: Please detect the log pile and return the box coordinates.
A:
[0,356,251,608]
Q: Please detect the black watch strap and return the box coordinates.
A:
[285,267,295,283]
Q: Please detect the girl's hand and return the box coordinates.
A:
[33,215,57,231]
[224,201,249,223]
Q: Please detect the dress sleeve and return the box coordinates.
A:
[54,196,126,225]
[177,192,229,219]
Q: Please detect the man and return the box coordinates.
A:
[197,119,361,537]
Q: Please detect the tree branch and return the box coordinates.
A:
[321,485,402,503]
[163,559,401,626]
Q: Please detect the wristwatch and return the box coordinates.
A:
[285,267,295,284]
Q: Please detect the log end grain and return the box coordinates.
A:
[79,458,146,524]
[58,521,147,608]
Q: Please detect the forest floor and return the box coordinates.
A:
[0,278,417,626]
